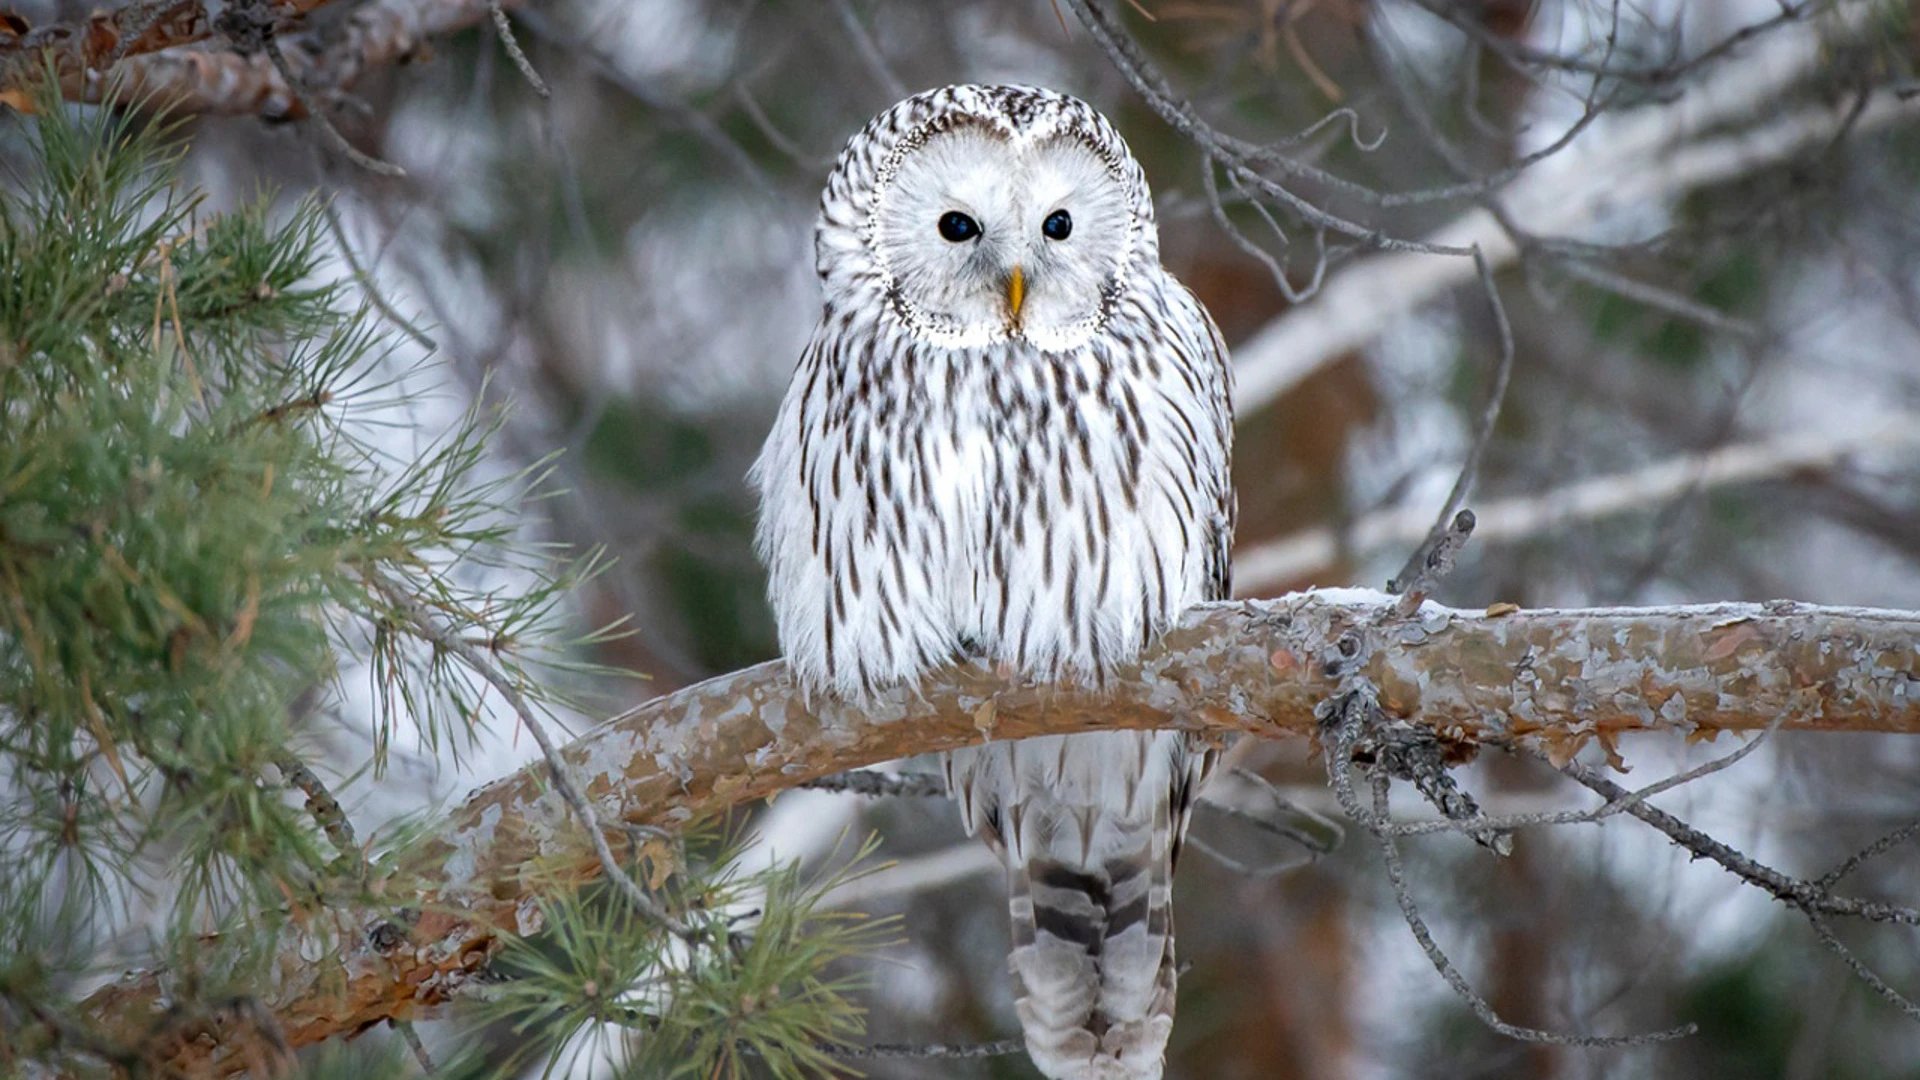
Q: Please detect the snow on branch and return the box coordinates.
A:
[77,590,1920,1073]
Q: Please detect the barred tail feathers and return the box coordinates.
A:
[949,731,1206,1080]
[1009,839,1177,1080]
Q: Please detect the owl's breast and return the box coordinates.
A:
[756,295,1230,695]
[932,335,1223,681]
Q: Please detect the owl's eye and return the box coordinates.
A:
[1042,209,1073,241]
[938,211,981,243]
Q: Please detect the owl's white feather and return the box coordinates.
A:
[752,85,1234,1080]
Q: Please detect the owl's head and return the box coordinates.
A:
[815,85,1158,352]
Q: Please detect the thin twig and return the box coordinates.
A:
[486,0,548,97]
[800,765,1346,870]
[1207,766,1345,853]
[321,200,438,352]
[1385,719,1779,841]
[1230,10,1918,416]
[514,8,779,202]
[1558,758,1920,925]
[1387,245,1514,595]
[257,30,405,177]
[733,82,823,170]
[1407,0,1817,87]
[1064,0,1475,257]
[1553,257,1762,341]
[1389,509,1476,614]
[1184,833,1321,878]
[393,1018,437,1073]
[1200,157,1331,304]
[1804,915,1920,1021]
[823,0,905,99]
[369,573,694,940]
[1368,769,1695,1046]
[276,751,359,860]
[1818,818,1920,889]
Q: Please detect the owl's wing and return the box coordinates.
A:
[1158,277,1235,877]
[1174,280,1236,605]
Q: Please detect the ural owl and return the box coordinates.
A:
[752,85,1234,1080]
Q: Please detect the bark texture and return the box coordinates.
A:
[0,0,517,115]
[80,591,1920,1073]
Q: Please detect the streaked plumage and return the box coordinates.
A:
[752,84,1234,1080]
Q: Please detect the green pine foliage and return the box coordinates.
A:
[1,98,362,958]
[0,90,882,1079]
[474,833,896,1080]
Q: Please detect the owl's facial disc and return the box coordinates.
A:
[870,124,1136,348]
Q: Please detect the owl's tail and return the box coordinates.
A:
[1006,832,1178,1080]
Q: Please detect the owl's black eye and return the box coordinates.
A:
[938,211,981,243]
[1042,209,1073,241]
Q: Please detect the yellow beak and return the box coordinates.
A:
[1006,265,1026,324]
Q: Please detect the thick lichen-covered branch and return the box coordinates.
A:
[79,591,1920,1073]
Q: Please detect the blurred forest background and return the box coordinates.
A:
[6,0,1920,1077]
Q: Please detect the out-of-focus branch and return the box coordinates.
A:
[0,0,211,98]
[77,591,1920,1072]
[819,842,999,909]
[0,0,528,115]
[1231,3,1920,414]
[1234,415,1920,593]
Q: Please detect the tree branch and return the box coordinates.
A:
[1233,415,1920,593]
[1,0,529,116]
[77,591,1920,1073]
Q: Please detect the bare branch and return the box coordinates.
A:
[1804,916,1920,1022]
[1557,759,1920,925]
[1063,0,1475,257]
[1368,768,1693,1045]
[1551,257,1763,341]
[1819,818,1920,889]
[1405,0,1821,86]
[256,26,406,177]
[322,200,440,353]
[1231,4,1920,415]
[514,9,781,201]
[1553,753,1920,1020]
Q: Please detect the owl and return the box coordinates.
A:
[752,85,1234,1080]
